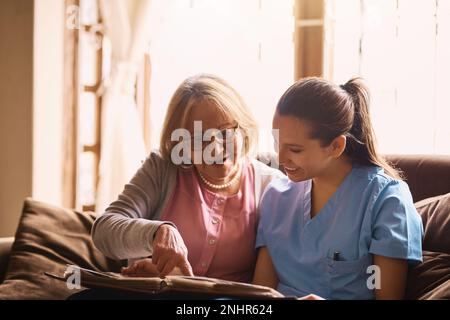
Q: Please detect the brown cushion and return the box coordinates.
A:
[0,198,123,300]
[405,193,450,299]
[406,251,450,300]
[415,193,450,254]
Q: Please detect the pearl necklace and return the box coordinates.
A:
[197,164,242,190]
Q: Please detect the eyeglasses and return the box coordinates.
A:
[191,125,241,151]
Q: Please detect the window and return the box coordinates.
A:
[78,0,106,211]
[64,0,106,211]
[147,0,294,153]
[325,0,450,154]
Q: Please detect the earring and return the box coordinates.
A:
[180,161,194,169]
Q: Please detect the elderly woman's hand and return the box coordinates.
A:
[152,224,194,277]
[297,294,325,300]
[121,258,159,277]
[121,258,184,277]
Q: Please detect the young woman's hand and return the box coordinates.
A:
[152,224,194,277]
[121,258,184,277]
[121,258,159,277]
[297,294,325,300]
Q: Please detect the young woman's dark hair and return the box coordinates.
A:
[276,77,401,179]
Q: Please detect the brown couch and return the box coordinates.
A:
[0,154,449,299]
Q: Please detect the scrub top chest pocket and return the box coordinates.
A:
[323,252,375,300]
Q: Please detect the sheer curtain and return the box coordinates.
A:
[95,0,151,214]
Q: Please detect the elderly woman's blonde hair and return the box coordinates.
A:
[160,74,258,163]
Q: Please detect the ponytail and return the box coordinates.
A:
[340,78,401,179]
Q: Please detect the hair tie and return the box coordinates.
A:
[340,83,352,94]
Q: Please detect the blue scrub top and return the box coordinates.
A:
[256,164,423,300]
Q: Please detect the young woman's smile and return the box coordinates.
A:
[272,112,333,183]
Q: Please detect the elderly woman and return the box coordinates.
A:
[92,74,284,283]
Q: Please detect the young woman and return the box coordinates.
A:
[252,77,423,300]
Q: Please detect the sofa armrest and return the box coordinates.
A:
[0,237,14,283]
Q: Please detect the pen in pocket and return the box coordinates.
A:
[333,251,340,261]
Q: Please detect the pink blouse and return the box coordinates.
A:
[160,159,257,283]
